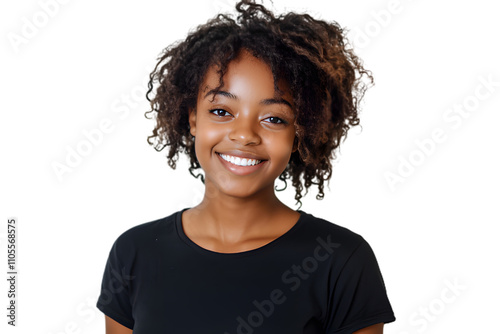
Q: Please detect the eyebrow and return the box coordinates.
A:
[203,89,293,109]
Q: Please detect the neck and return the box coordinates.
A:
[186,182,295,245]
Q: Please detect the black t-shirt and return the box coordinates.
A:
[96,208,395,333]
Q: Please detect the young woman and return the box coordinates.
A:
[96,1,396,333]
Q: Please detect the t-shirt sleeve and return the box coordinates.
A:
[325,237,396,333]
[96,234,136,330]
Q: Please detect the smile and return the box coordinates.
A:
[217,153,263,167]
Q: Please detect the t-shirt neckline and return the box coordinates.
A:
[175,207,306,258]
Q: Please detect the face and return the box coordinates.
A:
[189,49,297,201]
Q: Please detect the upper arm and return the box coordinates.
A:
[352,322,384,334]
[105,315,133,334]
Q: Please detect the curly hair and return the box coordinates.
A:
[145,0,373,208]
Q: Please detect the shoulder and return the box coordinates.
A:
[110,210,180,255]
[298,211,365,245]
[297,211,388,285]
[292,210,377,265]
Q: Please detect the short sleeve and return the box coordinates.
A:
[96,235,136,329]
[325,237,396,333]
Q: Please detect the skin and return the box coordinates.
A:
[105,316,132,334]
[104,48,384,333]
[184,49,301,253]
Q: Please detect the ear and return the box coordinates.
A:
[188,108,197,137]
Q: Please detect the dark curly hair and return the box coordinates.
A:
[145,0,373,208]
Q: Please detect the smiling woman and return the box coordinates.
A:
[96,1,396,333]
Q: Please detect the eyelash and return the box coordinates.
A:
[209,109,287,125]
[266,116,286,124]
[210,109,231,117]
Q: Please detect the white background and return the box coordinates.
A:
[1,0,499,333]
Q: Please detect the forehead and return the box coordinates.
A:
[199,49,293,101]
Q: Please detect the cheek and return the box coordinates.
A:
[195,123,225,155]
[267,135,295,165]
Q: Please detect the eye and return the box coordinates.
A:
[209,109,231,117]
[264,116,287,125]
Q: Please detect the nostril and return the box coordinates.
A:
[228,128,261,145]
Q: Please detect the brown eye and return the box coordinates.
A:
[209,109,231,117]
[264,116,286,124]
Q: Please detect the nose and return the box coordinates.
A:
[228,116,261,146]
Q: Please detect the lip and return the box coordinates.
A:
[216,152,267,176]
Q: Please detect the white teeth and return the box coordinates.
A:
[219,154,262,166]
